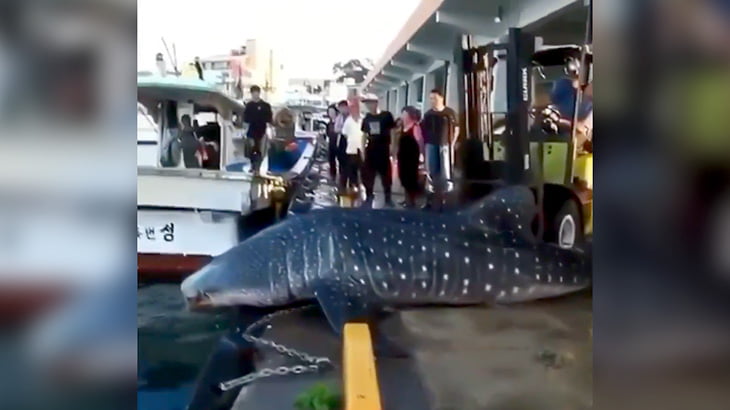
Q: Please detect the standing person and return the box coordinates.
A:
[360,94,396,207]
[550,57,593,150]
[179,114,203,169]
[193,56,204,81]
[395,106,424,208]
[325,104,340,180]
[339,98,364,194]
[334,100,349,180]
[243,85,273,172]
[155,52,167,77]
[421,89,459,211]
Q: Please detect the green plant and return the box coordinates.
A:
[294,383,343,410]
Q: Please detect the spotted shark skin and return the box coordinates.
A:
[181,186,592,335]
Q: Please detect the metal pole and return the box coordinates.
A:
[443,60,454,178]
[404,81,410,106]
[462,35,473,142]
[568,0,592,183]
[504,28,533,186]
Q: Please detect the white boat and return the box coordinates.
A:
[137,75,320,278]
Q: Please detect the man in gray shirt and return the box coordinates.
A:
[421,89,459,211]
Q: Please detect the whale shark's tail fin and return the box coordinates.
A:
[461,185,538,245]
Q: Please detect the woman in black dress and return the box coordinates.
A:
[394,106,423,208]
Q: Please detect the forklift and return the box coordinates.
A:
[460,2,592,249]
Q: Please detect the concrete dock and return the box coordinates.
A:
[232,292,592,410]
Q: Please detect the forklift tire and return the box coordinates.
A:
[548,199,584,250]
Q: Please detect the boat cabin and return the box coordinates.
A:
[137,75,248,171]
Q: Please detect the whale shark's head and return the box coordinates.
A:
[181,232,290,310]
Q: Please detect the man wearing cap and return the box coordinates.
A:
[360,93,396,207]
[339,96,364,194]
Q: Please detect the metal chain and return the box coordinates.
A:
[218,305,334,392]
[220,147,335,392]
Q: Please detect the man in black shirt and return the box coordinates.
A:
[243,85,273,171]
[360,94,396,207]
[421,89,459,211]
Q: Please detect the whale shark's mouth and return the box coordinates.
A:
[184,291,219,311]
[181,270,225,310]
[185,289,271,310]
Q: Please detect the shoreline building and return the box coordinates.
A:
[284,78,351,107]
[194,39,287,103]
[193,50,250,98]
[242,39,287,103]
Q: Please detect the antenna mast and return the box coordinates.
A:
[161,37,180,76]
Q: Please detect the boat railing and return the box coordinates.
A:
[137,166,285,185]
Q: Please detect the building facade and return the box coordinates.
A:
[194,51,250,99]
[243,39,287,103]
[286,78,350,106]
[193,39,287,102]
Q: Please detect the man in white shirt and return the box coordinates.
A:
[339,99,364,192]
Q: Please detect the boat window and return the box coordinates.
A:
[192,111,222,170]
[137,104,157,131]
[210,61,229,70]
[158,101,180,168]
[137,104,160,166]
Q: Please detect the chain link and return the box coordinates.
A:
[218,305,334,391]
[220,142,336,391]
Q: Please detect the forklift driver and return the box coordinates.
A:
[550,56,593,150]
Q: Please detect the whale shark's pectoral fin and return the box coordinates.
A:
[464,185,538,245]
[312,278,410,358]
[312,278,372,336]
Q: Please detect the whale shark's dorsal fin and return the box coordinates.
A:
[461,185,538,245]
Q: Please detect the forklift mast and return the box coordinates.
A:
[504,28,536,186]
[460,2,592,246]
[462,29,536,186]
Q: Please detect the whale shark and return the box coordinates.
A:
[181,186,592,337]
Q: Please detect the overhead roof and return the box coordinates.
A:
[361,0,586,93]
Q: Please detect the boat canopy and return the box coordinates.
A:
[137,75,245,120]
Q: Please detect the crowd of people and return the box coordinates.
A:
[326,88,459,210]
[165,56,591,198]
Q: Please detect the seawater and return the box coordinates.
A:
[137,283,230,410]
[136,157,354,409]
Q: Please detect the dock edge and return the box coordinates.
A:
[343,323,382,410]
